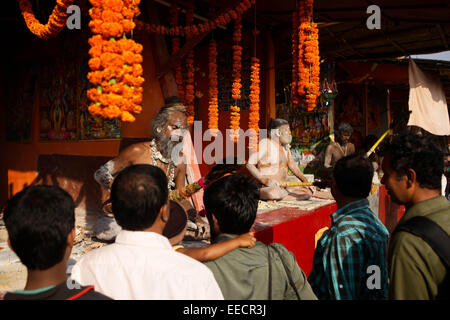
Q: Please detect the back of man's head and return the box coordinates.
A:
[111,164,168,231]
[379,132,443,190]
[3,185,75,270]
[333,153,374,198]
[203,173,259,235]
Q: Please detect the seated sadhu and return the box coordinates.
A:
[246,118,314,201]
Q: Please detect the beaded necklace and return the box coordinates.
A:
[150,139,175,190]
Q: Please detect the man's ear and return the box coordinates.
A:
[159,203,169,223]
[67,228,76,248]
[405,168,417,188]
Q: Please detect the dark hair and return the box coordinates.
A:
[268,118,289,132]
[111,164,168,231]
[333,153,374,198]
[379,132,443,189]
[150,96,186,138]
[3,185,75,270]
[203,173,259,235]
[337,122,353,136]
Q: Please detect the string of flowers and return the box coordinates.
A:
[135,0,255,36]
[297,0,320,111]
[18,0,74,39]
[208,39,219,136]
[297,1,306,97]
[170,1,185,103]
[185,3,195,125]
[248,57,260,152]
[291,10,300,105]
[87,0,144,123]
[229,15,243,142]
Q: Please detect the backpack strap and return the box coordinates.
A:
[395,216,450,269]
[267,246,272,300]
[270,244,301,300]
[66,286,95,300]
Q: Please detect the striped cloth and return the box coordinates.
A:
[308,199,389,300]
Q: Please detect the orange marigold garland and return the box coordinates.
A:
[87,0,144,123]
[18,0,74,39]
[249,57,260,152]
[297,0,320,111]
[185,3,195,125]
[135,0,255,36]
[229,15,242,142]
[208,39,219,136]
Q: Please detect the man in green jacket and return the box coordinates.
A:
[203,173,317,300]
[380,132,450,300]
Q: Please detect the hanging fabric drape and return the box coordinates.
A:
[407,59,450,135]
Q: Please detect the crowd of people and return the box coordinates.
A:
[0,97,449,300]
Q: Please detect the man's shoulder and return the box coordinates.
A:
[392,202,450,251]
[268,242,290,254]
[332,209,388,242]
[204,241,269,264]
[71,286,113,300]
[326,142,338,150]
[426,206,450,235]
[268,243,298,266]
[74,243,115,267]
[119,142,149,157]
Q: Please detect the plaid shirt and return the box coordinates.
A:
[308,199,389,300]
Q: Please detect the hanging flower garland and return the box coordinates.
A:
[229,15,242,142]
[249,57,260,152]
[135,0,255,36]
[170,1,185,103]
[18,0,74,39]
[208,39,219,136]
[87,0,144,123]
[297,0,320,111]
[185,3,195,125]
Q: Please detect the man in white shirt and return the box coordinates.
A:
[71,164,224,300]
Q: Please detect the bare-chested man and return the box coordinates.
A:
[94,96,188,193]
[324,122,355,169]
[246,118,312,201]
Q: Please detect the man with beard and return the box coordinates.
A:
[94,96,188,193]
[324,122,356,169]
[246,118,313,201]
[92,97,191,241]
